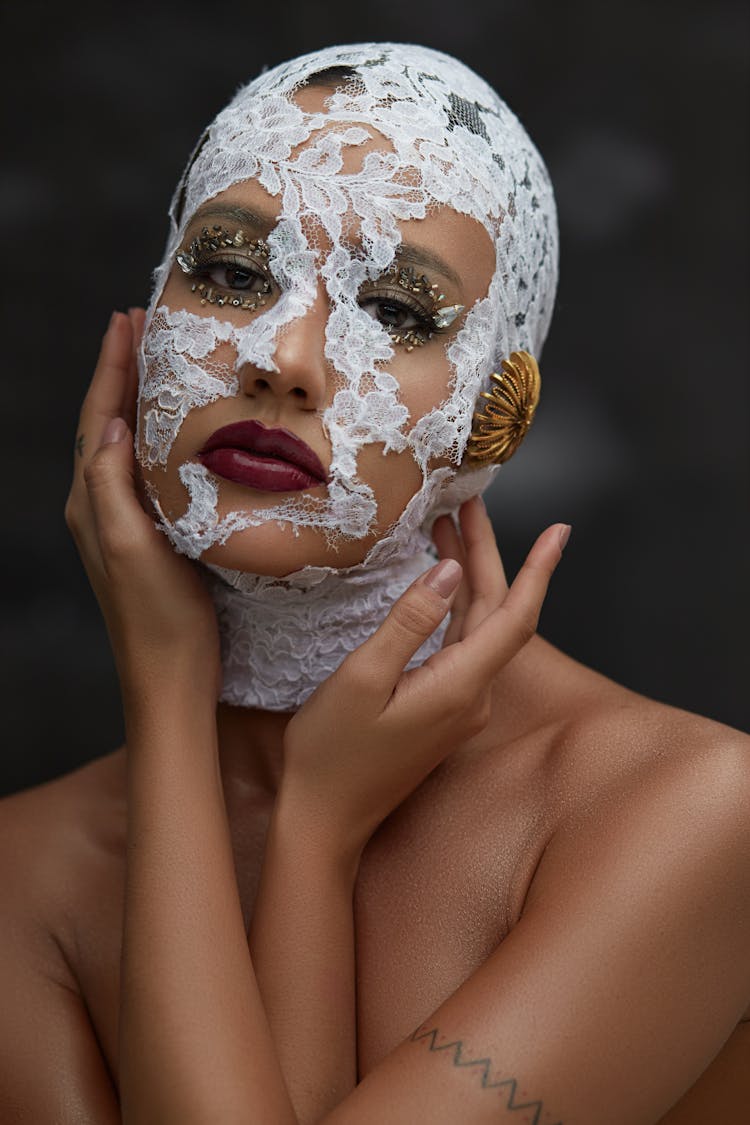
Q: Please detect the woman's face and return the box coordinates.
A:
[139,86,496,577]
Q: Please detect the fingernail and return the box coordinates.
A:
[475,494,486,514]
[101,417,127,445]
[558,524,572,551]
[424,558,462,599]
[108,310,120,331]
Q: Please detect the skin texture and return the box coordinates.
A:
[0,317,745,1124]
[1,88,749,1121]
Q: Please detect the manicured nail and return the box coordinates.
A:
[101,417,127,445]
[424,558,462,599]
[558,524,572,550]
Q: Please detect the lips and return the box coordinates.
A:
[198,420,329,493]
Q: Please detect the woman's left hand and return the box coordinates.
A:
[282,499,570,859]
[65,309,221,705]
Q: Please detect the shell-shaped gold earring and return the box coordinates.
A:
[465,351,541,465]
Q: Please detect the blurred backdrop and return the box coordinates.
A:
[1,0,748,796]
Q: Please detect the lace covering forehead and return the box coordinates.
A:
[169,42,557,357]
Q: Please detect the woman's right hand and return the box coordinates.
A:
[281,500,570,861]
[64,310,221,706]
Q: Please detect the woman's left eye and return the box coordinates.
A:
[357,290,434,346]
[360,297,424,331]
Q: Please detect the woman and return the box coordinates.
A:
[1,42,748,1124]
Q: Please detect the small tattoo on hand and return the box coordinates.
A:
[75,434,85,457]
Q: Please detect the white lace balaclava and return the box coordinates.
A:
[137,43,558,711]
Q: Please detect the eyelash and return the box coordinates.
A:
[358,286,437,346]
[175,229,454,348]
[177,251,272,311]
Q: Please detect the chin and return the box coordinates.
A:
[198,521,374,577]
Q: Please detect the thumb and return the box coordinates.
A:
[348,559,463,702]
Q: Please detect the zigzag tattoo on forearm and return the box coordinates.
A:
[410,1024,563,1124]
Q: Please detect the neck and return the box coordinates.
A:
[204,546,448,712]
[216,703,289,799]
[213,632,605,805]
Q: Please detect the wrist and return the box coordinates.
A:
[272,780,364,885]
[122,673,219,741]
[117,645,221,713]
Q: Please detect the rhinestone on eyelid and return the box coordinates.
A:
[176,251,197,274]
[176,226,270,275]
[432,303,464,329]
[389,328,429,349]
[190,280,267,312]
[384,264,437,302]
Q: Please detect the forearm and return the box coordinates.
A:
[249,787,361,1123]
[118,682,296,1125]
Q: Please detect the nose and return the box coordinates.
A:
[239,287,329,411]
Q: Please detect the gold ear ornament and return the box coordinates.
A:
[465,351,541,465]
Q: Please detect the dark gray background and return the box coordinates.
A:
[2,0,748,797]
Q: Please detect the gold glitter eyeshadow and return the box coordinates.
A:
[372,263,464,348]
[176,225,272,311]
[175,231,465,345]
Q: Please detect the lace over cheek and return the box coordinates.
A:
[138,272,501,560]
[134,41,558,709]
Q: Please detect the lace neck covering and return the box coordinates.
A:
[205,543,445,711]
[136,43,558,711]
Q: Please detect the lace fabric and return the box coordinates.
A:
[136,43,559,710]
[205,549,448,711]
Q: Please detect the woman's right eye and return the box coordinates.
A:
[174,227,274,310]
[202,259,271,294]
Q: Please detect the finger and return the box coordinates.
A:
[128,305,147,348]
[74,312,135,478]
[344,557,463,708]
[65,419,133,591]
[123,307,146,434]
[458,496,509,639]
[67,313,137,563]
[459,523,569,680]
[83,419,157,570]
[432,514,470,645]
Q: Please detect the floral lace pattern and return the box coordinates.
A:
[205,551,448,711]
[137,43,558,710]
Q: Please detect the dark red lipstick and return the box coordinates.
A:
[198,420,328,493]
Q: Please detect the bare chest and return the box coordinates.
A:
[354,758,546,1070]
[57,738,750,1124]
[68,757,542,1089]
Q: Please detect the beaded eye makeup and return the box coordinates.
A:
[173,226,464,348]
[359,263,465,351]
[176,225,272,311]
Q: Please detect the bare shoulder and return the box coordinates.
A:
[0,748,127,907]
[556,678,750,815]
[446,639,750,872]
[470,645,750,935]
[525,679,750,973]
[0,748,127,983]
[507,652,750,898]
[0,752,126,1121]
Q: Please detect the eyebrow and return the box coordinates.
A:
[394,243,462,292]
[185,203,463,291]
[186,202,277,232]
